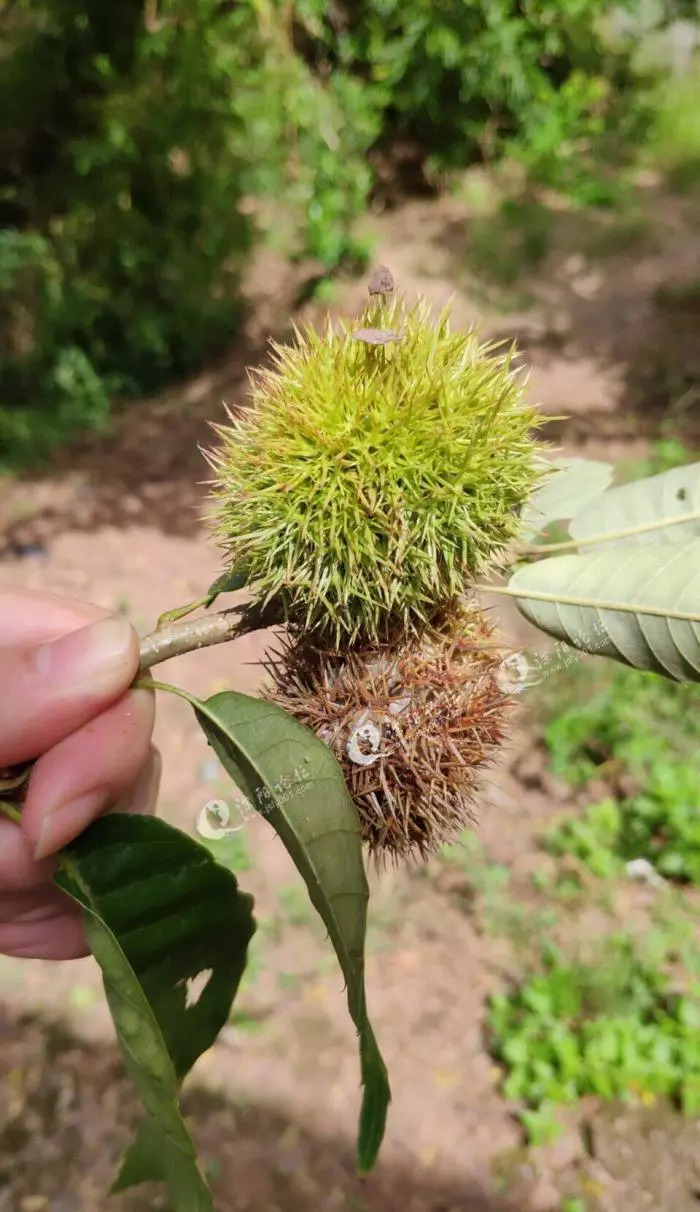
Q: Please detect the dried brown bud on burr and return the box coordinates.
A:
[368,265,394,296]
[352,327,403,346]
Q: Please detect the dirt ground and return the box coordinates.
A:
[1,176,699,1212]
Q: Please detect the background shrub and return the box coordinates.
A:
[290,0,667,200]
[1,0,257,463]
[1,0,695,465]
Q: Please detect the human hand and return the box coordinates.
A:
[0,589,158,959]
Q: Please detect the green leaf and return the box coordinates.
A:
[205,565,249,608]
[156,598,208,627]
[520,457,614,539]
[508,541,700,681]
[55,814,255,1206]
[569,462,700,548]
[189,689,390,1172]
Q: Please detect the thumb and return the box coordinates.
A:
[0,615,139,766]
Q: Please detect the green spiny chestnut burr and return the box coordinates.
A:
[208,275,545,646]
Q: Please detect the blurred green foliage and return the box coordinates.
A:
[547,773,700,885]
[543,664,700,884]
[489,936,700,1141]
[2,0,254,463]
[291,0,664,199]
[544,664,700,788]
[1,0,695,464]
[645,71,700,191]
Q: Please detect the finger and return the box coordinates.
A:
[0,817,56,891]
[111,746,162,817]
[0,589,108,647]
[0,886,76,923]
[0,909,87,960]
[0,614,140,766]
[0,746,160,957]
[0,735,158,892]
[22,688,155,860]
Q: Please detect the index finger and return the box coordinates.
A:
[0,589,110,647]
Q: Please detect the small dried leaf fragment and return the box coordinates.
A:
[368,265,394,296]
[352,327,403,346]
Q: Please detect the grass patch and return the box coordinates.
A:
[546,771,700,885]
[541,662,700,885]
[485,651,700,1146]
[488,935,700,1143]
[544,664,700,788]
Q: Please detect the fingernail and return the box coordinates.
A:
[35,616,135,693]
[34,790,106,860]
[16,903,58,924]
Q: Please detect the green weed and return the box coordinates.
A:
[544,665,700,788]
[547,764,700,885]
[542,664,700,885]
[488,936,700,1139]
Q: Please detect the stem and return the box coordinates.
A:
[476,582,700,623]
[138,599,280,673]
[138,607,246,672]
[135,677,196,705]
[522,509,700,556]
[0,801,22,825]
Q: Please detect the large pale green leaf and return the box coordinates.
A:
[520,457,614,540]
[569,461,700,547]
[56,814,255,1206]
[509,540,700,681]
[189,689,390,1172]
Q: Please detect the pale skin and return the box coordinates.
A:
[0,590,159,960]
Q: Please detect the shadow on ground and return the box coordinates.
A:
[0,1006,518,1212]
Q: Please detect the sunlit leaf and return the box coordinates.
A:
[189,689,390,1172]
[569,461,700,547]
[520,457,614,540]
[508,541,700,681]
